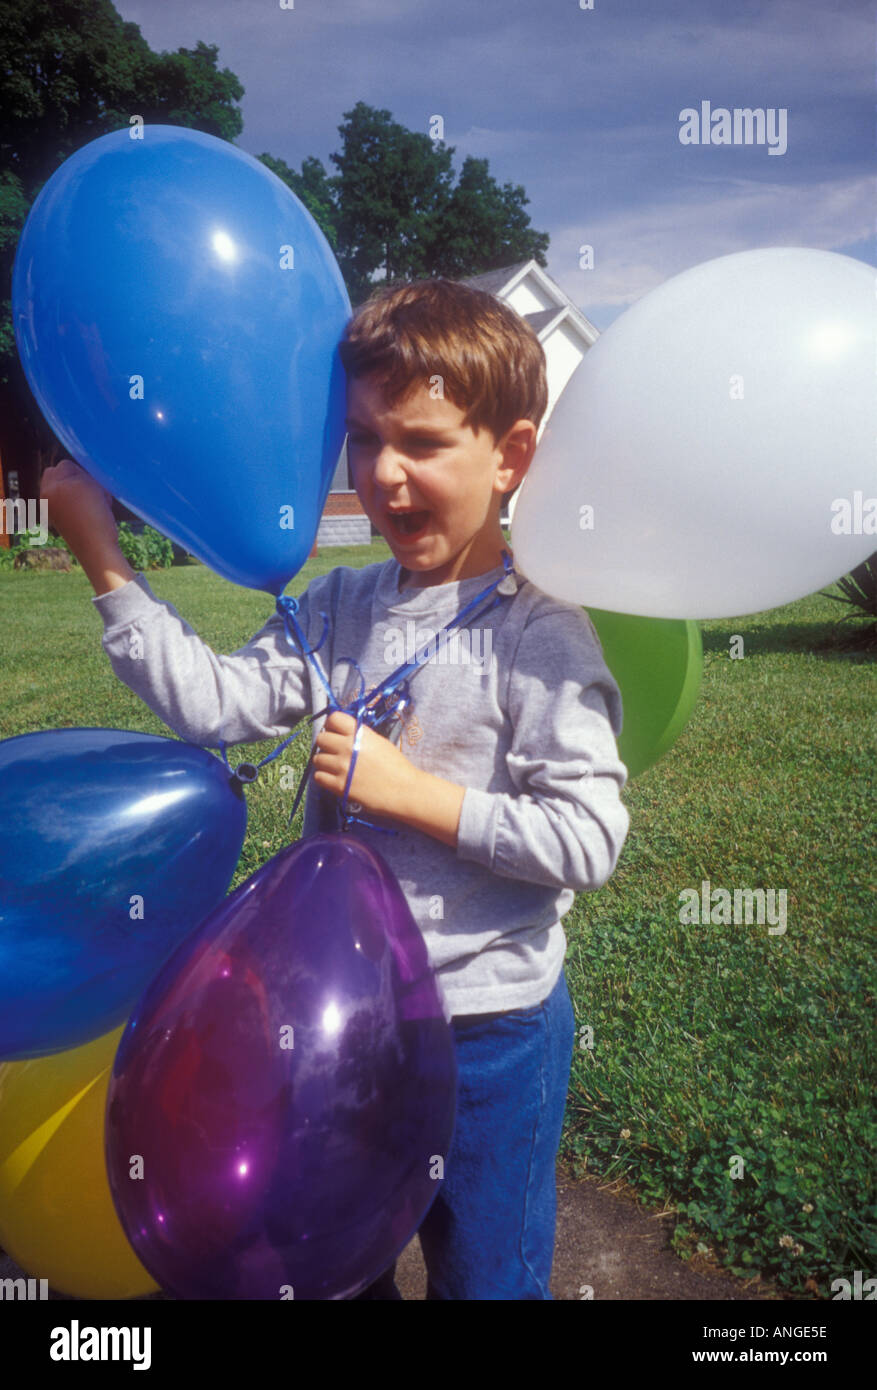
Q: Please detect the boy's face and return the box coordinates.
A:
[345,373,535,587]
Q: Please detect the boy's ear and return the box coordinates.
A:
[495,418,538,494]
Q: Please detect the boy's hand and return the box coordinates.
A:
[40,459,135,595]
[312,710,417,819]
[40,459,117,551]
[312,710,466,849]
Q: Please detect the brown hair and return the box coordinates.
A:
[338,277,548,443]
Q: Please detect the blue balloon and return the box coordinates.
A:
[12,125,350,594]
[0,729,248,1060]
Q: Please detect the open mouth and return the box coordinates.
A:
[387,509,430,541]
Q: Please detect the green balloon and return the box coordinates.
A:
[585,609,703,779]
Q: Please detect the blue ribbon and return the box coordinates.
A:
[220,549,519,836]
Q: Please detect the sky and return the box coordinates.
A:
[116,0,875,329]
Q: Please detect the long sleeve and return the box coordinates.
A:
[455,608,630,892]
[92,573,313,746]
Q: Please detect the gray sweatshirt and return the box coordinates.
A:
[92,557,630,1016]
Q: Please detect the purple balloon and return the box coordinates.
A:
[105,833,457,1299]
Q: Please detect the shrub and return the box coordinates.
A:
[820,551,877,623]
[117,522,174,571]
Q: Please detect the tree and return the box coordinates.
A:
[326,103,549,304]
[257,152,339,249]
[427,156,550,278]
[0,170,29,363]
[328,102,457,304]
[0,0,245,505]
[0,0,244,385]
[0,12,550,504]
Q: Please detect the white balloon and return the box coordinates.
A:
[511,249,877,618]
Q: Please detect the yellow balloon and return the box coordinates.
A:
[0,1025,159,1299]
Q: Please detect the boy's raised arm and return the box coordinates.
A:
[40,458,136,594]
[41,460,313,747]
[94,574,313,747]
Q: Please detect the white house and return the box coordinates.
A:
[317,258,599,543]
[462,260,599,522]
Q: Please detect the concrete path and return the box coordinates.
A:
[392,1163,784,1300]
[0,1161,791,1301]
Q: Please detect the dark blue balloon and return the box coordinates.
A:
[0,729,247,1060]
[12,125,350,594]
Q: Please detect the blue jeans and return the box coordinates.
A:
[354,968,576,1300]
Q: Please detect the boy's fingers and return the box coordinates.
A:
[323,710,357,736]
[313,744,352,776]
[315,731,347,754]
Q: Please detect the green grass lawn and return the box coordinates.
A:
[0,545,874,1297]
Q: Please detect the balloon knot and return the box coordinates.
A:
[231,761,260,785]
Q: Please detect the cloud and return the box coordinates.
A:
[549,173,876,318]
[112,0,875,336]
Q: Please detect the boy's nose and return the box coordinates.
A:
[371,445,409,488]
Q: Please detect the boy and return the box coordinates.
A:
[40,277,630,1300]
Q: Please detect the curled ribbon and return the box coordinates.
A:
[220,549,519,836]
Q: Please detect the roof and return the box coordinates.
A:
[352,259,597,342]
[352,260,531,309]
[465,259,599,345]
[459,261,532,295]
[523,306,563,335]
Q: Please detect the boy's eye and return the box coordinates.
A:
[348,432,443,451]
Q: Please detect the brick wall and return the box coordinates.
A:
[317,514,372,547]
[322,491,366,517]
[315,490,372,547]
